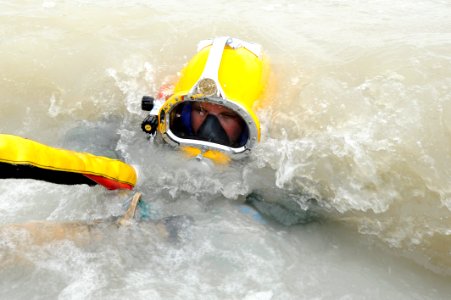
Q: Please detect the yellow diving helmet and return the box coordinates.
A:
[141,37,270,164]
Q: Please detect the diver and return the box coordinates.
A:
[140,36,319,225]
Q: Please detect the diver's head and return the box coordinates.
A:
[142,36,270,164]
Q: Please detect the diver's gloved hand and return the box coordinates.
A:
[119,193,193,243]
[245,193,320,226]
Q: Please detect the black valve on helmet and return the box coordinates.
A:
[141,96,158,135]
[141,115,158,135]
[141,96,155,111]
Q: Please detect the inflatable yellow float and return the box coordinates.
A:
[0,134,136,190]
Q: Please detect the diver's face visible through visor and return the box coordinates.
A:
[168,100,249,148]
[191,102,243,146]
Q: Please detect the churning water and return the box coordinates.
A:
[1,0,451,299]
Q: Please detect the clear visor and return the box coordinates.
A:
[167,100,250,149]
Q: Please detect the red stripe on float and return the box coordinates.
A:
[84,174,134,190]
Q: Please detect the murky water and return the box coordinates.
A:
[1,0,451,299]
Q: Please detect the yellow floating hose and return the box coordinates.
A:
[0,134,137,190]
